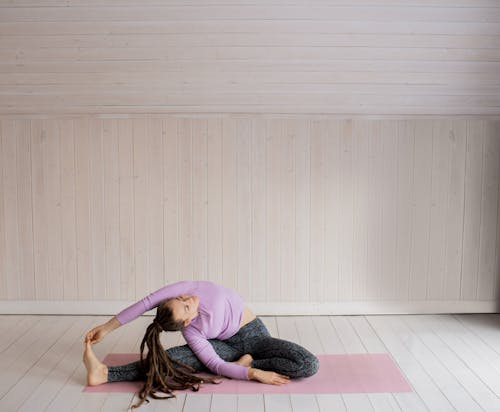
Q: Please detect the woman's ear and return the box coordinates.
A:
[183,318,191,327]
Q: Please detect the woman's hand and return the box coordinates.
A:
[248,368,290,385]
[85,316,122,345]
[84,323,110,345]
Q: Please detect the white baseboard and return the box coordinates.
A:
[0,300,498,316]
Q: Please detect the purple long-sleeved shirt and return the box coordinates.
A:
[115,280,250,380]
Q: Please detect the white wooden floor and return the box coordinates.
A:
[1,314,500,412]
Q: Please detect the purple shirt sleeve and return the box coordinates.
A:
[115,281,197,325]
[182,327,250,380]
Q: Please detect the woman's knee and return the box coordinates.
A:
[295,352,320,378]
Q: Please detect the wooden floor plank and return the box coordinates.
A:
[237,394,265,412]
[393,392,429,412]
[405,314,498,411]
[453,314,500,353]
[367,315,455,412]
[316,394,347,412]
[294,316,324,355]
[343,393,375,411]
[183,394,212,412]
[290,394,320,412]
[425,315,500,399]
[388,315,483,412]
[0,316,96,411]
[0,316,74,399]
[264,393,292,412]
[0,316,58,372]
[0,315,37,353]
[210,394,237,412]
[312,317,344,353]
[368,393,403,411]
[330,316,366,353]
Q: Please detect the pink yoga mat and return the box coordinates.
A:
[83,353,412,394]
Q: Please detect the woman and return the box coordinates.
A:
[83,280,319,409]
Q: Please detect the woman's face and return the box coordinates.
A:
[168,295,200,328]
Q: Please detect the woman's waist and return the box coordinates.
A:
[239,306,257,329]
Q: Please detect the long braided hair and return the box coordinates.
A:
[130,299,220,409]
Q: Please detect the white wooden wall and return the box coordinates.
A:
[0,118,499,315]
[0,1,500,314]
[0,0,499,116]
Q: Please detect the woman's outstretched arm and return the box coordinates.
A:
[115,280,199,325]
[85,316,122,344]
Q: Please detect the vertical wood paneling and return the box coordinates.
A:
[89,119,105,300]
[396,120,414,300]
[477,121,500,300]
[291,119,309,302]
[0,117,499,310]
[31,120,49,299]
[338,120,353,301]
[133,118,148,297]
[147,118,164,291]
[380,121,398,300]
[0,127,4,300]
[237,119,251,300]
[179,119,194,280]
[461,120,484,300]
[310,121,325,301]
[15,120,35,300]
[102,119,120,300]
[280,120,294,301]
[192,119,208,282]
[495,122,500,301]
[250,119,267,302]
[266,120,281,302]
[163,118,180,285]
[1,121,19,299]
[60,120,77,300]
[366,121,384,300]
[324,120,341,301]
[222,119,238,291]
[410,121,433,300]
[445,120,466,300]
[117,119,135,299]
[74,119,91,300]
[353,120,369,300]
[47,119,64,299]
[207,119,223,286]
[428,120,452,300]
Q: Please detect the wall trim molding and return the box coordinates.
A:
[0,300,498,316]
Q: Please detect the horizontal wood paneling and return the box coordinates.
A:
[0,117,499,312]
[0,1,499,115]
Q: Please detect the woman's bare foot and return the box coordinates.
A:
[83,340,109,386]
[232,354,253,367]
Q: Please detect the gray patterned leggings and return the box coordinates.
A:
[107,317,319,382]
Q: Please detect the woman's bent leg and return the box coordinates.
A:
[228,317,319,379]
[248,337,319,378]
[107,339,242,382]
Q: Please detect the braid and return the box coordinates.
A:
[130,300,221,409]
